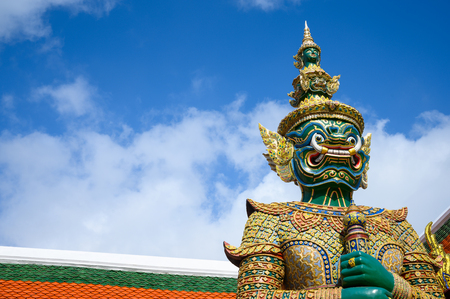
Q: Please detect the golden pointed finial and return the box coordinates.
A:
[303,21,313,44]
[298,21,321,54]
[425,222,450,290]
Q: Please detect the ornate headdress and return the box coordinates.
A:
[297,21,321,56]
[281,22,365,136]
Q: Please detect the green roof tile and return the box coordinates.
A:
[0,263,237,293]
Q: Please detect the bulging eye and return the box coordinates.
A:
[347,136,356,145]
[313,133,324,143]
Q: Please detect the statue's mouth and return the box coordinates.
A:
[308,149,361,168]
[307,133,363,169]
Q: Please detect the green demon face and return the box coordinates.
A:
[286,119,369,191]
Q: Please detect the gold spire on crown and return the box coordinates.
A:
[299,21,321,55]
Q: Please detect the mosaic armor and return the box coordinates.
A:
[224,199,444,298]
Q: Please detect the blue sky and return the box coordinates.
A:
[0,0,450,260]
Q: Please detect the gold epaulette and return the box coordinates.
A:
[384,207,408,222]
[223,241,282,267]
[246,198,291,217]
[404,252,442,271]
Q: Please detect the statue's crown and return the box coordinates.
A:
[278,22,365,136]
[298,21,321,55]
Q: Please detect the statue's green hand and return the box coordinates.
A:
[342,287,392,299]
[340,251,394,292]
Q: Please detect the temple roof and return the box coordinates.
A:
[0,246,238,298]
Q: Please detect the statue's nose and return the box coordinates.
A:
[327,126,339,135]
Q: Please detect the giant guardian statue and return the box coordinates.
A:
[224,22,449,299]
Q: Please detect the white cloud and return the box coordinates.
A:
[168,71,217,101]
[236,0,301,11]
[0,0,119,42]
[358,111,450,235]
[34,76,97,117]
[1,94,14,109]
[1,94,21,125]
[0,100,448,260]
[0,97,291,259]
[191,76,215,95]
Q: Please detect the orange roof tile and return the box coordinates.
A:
[0,280,237,299]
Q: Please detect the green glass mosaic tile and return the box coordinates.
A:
[434,218,450,243]
[0,263,237,293]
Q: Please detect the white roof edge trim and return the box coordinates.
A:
[0,246,238,278]
[419,205,450,243]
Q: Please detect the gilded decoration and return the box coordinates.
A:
[425,222,450,292]
[283,244,327,289]
[225,199,445,298]
[224,22,445,299]
[377,244,404,274]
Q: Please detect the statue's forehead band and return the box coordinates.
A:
[287,114,362,135]
[280,108,364,136]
